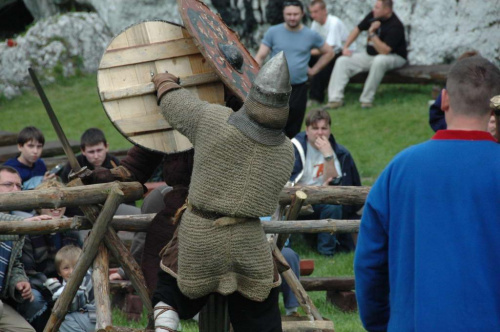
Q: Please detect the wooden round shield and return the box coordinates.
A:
[178,0,259,102]
[97,20,225,154]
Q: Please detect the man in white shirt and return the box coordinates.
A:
[289,110,362,255]
[308,0,350,106]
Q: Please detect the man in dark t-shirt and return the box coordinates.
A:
[325,0,407,108]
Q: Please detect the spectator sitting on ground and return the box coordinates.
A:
[0,166,53,332]
[307,0,350,107]
[326,0,407,109]
[3,126,55,190]
[60,128,139,218]
[60,128,120,183]
[289,109,362,256]
[18,179,81,331]
[44,245,95,332]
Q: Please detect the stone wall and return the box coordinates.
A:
[1,0,499,99]
[0,12,112,99]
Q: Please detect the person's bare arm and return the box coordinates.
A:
[308,43,334,77]
[342,27,361,56]
[368,21,391,54]
[254,44,271,66]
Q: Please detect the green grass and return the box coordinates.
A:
[0,74,437,331]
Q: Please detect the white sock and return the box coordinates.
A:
[154,301,180,332]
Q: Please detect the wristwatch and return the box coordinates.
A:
[324,155,334,161]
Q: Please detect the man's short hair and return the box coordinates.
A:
[0,166,20,178]
[17,126,45,146]
[446,56,500,117]
[80,128,107,150]
[309,0,326,9]
[283,0,304,12]
[305,109,332,127]
[379,0,393,9]
[55,245,82,272]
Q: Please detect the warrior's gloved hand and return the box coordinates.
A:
[81,166,135,185]
[153,73,181,105]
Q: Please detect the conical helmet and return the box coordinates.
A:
[228,52,291,145]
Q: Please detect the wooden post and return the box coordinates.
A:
[67,179,154,329]
[272,244,325,322]
[93,244,112,329]
[276,190,306,250]
[44,185,124,332]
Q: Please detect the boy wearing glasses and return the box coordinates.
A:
[0,166,52,331]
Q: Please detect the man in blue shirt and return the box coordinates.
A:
[255,0,334,138]
[354,56,500,331]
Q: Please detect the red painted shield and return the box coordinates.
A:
[177,0,259,102]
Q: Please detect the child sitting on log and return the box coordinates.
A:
[18,179,81,331]
[44,245,95,332]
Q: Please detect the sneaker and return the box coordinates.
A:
[361,102,373,108]
[325,101,344,109]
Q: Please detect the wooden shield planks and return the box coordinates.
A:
[97,20,225,154]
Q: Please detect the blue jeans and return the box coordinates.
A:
[17,289,47,322]
[312,204,354,256]
[280,247,300,309]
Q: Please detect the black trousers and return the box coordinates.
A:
[308,52,341,103]
[152,270,283,332]
[285,82,308,139]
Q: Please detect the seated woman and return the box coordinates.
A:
[18,179,81,332]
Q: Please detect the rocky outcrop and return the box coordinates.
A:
[1,0,499,99]
[0,12,112,99]
[74,0,182,34]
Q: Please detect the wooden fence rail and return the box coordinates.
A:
[0,216,360,235]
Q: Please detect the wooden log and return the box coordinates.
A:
[97,328,151,332]
[300,277,355,292]
[0,216,360,235]
[326,290,357,312]
[0,182,144,211]
[279,185,370,206]
[265,219,360,234]
[0,140,80,162]
[44,185,124,332]
[109,276,356,293]
[66,179,154,329]
[93,244,112,329]
[272,244,323,321]
[281,319,335,331]
[0,131,17,147]
[349,64,449,85]
[276,191,306,250]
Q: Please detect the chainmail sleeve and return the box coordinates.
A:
[158,88,208,145]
